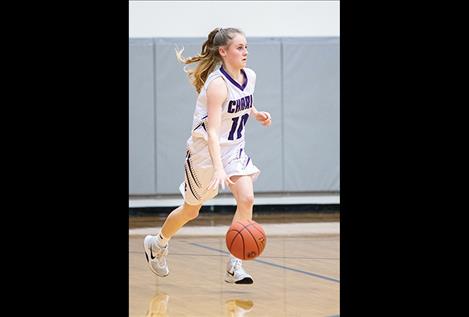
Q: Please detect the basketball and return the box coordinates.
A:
[226,219,266,260]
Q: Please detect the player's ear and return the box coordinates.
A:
[218,46,227,57]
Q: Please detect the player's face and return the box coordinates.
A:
[222,34,248,69]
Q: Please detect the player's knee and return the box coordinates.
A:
[238,194,254,208]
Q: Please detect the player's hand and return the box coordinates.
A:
[255,111,272,126]
[208,168,235,190]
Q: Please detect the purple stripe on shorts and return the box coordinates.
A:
[186,157,201,187]
[184,165,200,200]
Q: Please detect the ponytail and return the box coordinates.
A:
[176,27,244,94]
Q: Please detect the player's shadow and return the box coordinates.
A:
[145,291,254,317]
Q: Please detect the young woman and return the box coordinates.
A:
[144,27,271,284]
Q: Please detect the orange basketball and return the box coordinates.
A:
[226,219,266,260]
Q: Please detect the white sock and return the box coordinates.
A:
[229,254,241,264]
[156,232,169,247]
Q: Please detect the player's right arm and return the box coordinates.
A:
[206,77,235,190]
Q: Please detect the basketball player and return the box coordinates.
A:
[144,27,271,284]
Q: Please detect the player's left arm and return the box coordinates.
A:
[252,105,272,127]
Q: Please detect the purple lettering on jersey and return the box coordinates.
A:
[228,100,236,113]
[235,100,240,113]
[227,95,253,114]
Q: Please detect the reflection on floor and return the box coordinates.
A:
[146,292,170,317]
[225,299,254,317]
[145,293,255,317]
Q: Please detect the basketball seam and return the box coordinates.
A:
[230,220,254,260]
[244,227,260,257]
[227,229,242,255]
[250,225,266,253]
[236,220,257,232]
[227,228,246,260]
[250,224,266,247]
[240,230,246,260]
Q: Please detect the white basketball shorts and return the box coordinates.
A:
[179,147,260,205]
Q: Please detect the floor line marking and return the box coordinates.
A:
[188,242,340,284]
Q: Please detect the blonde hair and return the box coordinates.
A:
[175,27,244,94]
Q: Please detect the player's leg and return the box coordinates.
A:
[225,174,255,284]
[160,202,202,238]
[229,175,255,223]
[144,202,202,277]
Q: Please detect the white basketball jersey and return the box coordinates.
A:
[186,66,256,168]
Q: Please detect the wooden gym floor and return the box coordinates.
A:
[129,212,340,317]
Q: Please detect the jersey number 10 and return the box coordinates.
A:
[228,113,249,140]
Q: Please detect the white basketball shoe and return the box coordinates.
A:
[144,235,169,277]
[224,258,253,284]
